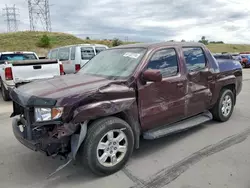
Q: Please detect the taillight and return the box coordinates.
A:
[75,64,81,72]
[5,67,13,80]
[59,64,64,75]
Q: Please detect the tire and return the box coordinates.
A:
[242,63,246,68]
[80,117,134,176]
[1,82,10,101]
[211,89,234,122]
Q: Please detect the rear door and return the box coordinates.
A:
[138,48,187,131]
[182,47,213,117]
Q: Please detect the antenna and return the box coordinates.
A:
[2,4,19,32]
[28,0,52,32]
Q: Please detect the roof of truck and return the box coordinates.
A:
[112,42,206,49]
[52,43,109,49]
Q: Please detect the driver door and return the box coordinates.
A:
[138,48,187,131]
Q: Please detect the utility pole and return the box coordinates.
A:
[28,0,52,32]
[3,5,19,32]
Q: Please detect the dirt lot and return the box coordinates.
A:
[1,70,250,188]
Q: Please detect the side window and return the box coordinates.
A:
[147,48,179,77]
[95,47,106,54]
[50,49,58,59]
[182,47,206,72]
[81,47,95,60]
[58,47,70,61]
[70,46,76,60]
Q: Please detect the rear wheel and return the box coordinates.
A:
[80,117,134,176]
[242,63,246,68]
[211,89,234,122]
[1,82,10,101]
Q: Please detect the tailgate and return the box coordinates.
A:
[10,59,60,83]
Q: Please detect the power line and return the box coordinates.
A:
[28,0,52,32]
[2,4,19,32]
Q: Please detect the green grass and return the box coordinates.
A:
[0,31,133,56]
[206,43,250,53]
[0,31,250,56]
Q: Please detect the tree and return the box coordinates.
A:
[181,39,186,42]
[86,36,90,40]
[112,38,122,47]
[198,36,208,45]
[37,34,51,48]
[210,41,224,44]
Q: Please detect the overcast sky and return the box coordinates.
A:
[1,0,250,43]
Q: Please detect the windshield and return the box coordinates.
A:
[95,47,107,54]
[79,48,147,79]
[0,53,37,61]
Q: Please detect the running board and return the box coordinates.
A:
[143,111,213,140]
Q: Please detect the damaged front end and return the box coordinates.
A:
[10,89,88,176]
[11,102,81,155]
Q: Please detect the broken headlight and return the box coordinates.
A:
[35,107,63,122]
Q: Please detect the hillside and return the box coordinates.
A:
[1,31,250,56]
[0,31,126,56]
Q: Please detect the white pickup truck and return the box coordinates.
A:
[0,51,64,101]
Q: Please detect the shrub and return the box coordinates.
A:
[37,34,51,48]
[112,38,122,47]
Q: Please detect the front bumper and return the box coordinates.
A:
[12,117,40,151]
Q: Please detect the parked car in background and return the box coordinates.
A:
[10,42,242,176]
[47,44,109,74]
[0,51,64,101]
[240,54,250,68]
[232,54,242,62]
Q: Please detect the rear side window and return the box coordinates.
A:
[81,47,95,60]
[147,48,179,77]
[50,49,58,59]
[0,53,37,60]
[95,47,106,54]
[182,47,206,72]
[70,46,76,60]
[58,47,70,61]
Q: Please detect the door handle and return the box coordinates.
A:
[33,65,42,69]
[177,82,184,87]
[208,75,213,81]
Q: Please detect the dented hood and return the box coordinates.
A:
[16,74,117,98]
[11,73,135,107]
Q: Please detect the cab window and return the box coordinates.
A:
[147,48,179,77]
[182,47,206,72]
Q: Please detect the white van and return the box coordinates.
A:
[47,44,109,74]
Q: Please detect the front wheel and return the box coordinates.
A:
[80,117,134,176]
[211,89,234,122]
[242,63,246,68]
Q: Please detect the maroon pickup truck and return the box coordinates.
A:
[9,42,242,176]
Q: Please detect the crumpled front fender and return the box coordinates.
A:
[72,98,136,123]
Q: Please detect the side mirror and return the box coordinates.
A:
[142,69,162,82]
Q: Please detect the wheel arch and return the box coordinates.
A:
[87,111,141,149]
[221,83,236,105]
